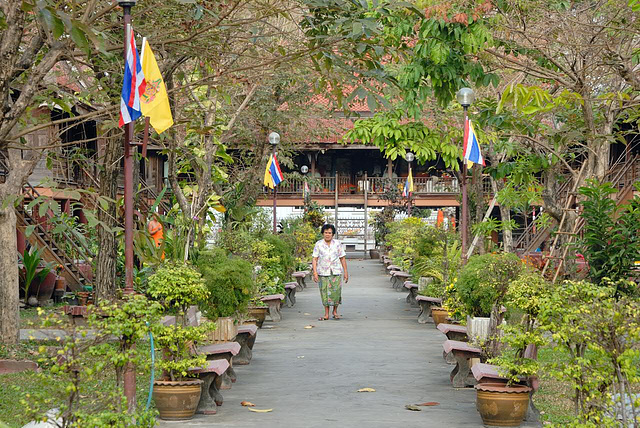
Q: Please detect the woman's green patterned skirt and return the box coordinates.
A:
[318,275,342,307]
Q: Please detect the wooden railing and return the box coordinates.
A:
[268,176,460,196]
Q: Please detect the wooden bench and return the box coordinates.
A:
[284,282,297,307]
[403,281,419,307]
[415,295,442,324]
[437,323,469,364]
[260,294,284,322]
[188,359,230,415]
[442,339,483,388]
[235,324,258,365]
[198,342,241,390]
[390,271,410,289]
[292,271,307,290]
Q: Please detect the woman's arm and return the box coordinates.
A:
[340,256,348,283]
[312,257,319,282]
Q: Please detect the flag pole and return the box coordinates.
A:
[461,107,469,263]
[120,0,136,413]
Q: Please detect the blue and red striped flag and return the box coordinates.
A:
[463,118,485,168]
[119,28,146,127]
[263,154,284,189]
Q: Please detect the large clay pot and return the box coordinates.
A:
[475,383,531,427]
[431,307,449,327]
[153,379,203,420]
[30,271,57,305]
[247,306,268,328]
[206,316,237,343]
[369,249,380,259]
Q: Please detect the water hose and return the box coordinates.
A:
[145,322,155,410]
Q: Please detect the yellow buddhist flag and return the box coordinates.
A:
[140,38,173,134]
[263,155,275,189]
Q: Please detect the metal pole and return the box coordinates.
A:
[461,107,469,262]
[272,146,277,233]
[121,3,136,412]
[407,162,412,216]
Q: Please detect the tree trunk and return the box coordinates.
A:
[94,135,121,304]
[0,206,19,344]
[486,303,505,359]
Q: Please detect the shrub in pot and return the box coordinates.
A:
[147,263,213,420]
[197,251,254,341]
[478,270,549,427]
[457,252,523,357]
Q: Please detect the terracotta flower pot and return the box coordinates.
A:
[431,307,449,326]
[153,379,203,420]
[55,276,66,291]
[475,382,531,427]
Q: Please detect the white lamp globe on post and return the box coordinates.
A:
[456,87,474,262]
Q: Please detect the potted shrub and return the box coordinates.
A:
[457,253,523,356]
[477,270,549,427]
[196,250,255,342]
[18,245,55,306]
[147,262,213,420]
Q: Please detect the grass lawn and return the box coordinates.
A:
[533,346,574,425]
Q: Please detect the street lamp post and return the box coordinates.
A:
[117,0,137,412]
[456,87,475,262]
[405,151,415,216]
[269,132,280,233]
[301,165,309,205]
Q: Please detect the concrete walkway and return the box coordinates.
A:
[158,259,541,428]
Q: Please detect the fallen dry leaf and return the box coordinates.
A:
[405,405,422,411]
[248,408,273,413]
[416,402,440,406]
[304,313,311,316]
[304,325,314,329]
[241,401,255,407]
[357,387,376,392]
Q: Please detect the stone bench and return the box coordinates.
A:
[386,264,401,273]
[260,294,284,322]
[403,281,419,307]
[437,323,469,364]
[415,296,442,324]
[188,359,230,415]
[442,339,483,388]
[235,324,258,365]
[284,282,297,307]
[292,271,307,290]
[198,342,241,390]
[391,271,410,289]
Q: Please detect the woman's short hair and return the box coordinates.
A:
[321,224,336,235]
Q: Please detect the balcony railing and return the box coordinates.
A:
[268,176,460,196]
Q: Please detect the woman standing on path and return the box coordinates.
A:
[312,224,349,320]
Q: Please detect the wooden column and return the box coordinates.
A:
[387,158,393,178]
[364,172,368,257]
[334,172,339,233]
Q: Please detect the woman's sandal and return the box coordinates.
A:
[318,316,329,321]
[332,314,341,320]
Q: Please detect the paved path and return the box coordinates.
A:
[158,259,540,428]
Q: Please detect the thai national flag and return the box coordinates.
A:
[119,28,146,127]
[269,154,284,186]
[463,118,485,167]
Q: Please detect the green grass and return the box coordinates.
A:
[533,346,575,425]
[20,304,68,329]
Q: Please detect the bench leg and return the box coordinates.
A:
[417,301,432,324]
[443,350,456,365]
[295,278,304,291]
[285,288,296,307]
[409,288,418,307]
[235,334,252,365]
[267,301,282,322]
[196,373,220,415]
[220,371,233,390]
[301,277,307,288]
[450,352,477,388]
[447,331,468,342]
[213,375,224,406]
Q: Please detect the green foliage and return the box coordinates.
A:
[196,251,255,319]
[578,180,640,291]
[18,245,54,300]
[371,207,394,248]
[146,263,209,316]
[457,252,523,317]
[16,296,160,426]
[413,228,461,295]
[153,322,210,381]
[536,279,640,424]
[386,217,427,270]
